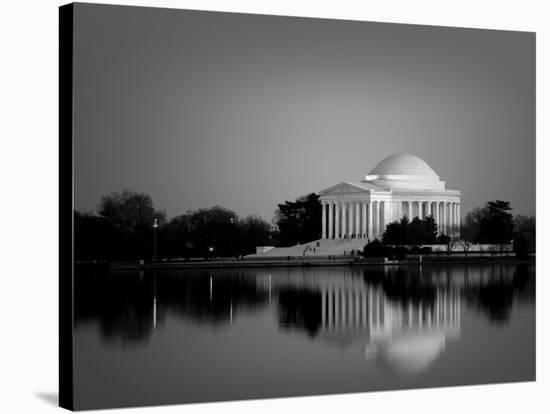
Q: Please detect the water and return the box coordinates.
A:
[74,263,535,410]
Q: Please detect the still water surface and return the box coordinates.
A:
[74,264,535,410]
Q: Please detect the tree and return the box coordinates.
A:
[239,215,273,255]
[363,239,393,258]
[424,215,439,244]
[160,208,272,259]
[98,190,165,229]
[274,193,322,246]
[185,206,240,258]
[436,233,454,255]
[457,212,480,257]
[75,190,168,261]
[76,191,274,260]
[514,215,535,259]
[74,211,121,261]
[409,217,426,246]
[383,216,409,246]
[158,214,192,259]
[478,200,514,255]
[96,190,166,259]
[382,215,437,246]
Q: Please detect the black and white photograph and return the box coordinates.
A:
[3,1,547,414]
[57,2,538,411]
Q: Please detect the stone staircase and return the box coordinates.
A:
[246,238,371,258]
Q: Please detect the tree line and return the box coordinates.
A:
[75,190,275,261]
[365,200,535,258]
[75,190,534,261]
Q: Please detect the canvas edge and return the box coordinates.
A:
[59,2,75,411]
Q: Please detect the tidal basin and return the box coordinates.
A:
[74,263,535,410]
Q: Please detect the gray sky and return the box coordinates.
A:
[74,3,535,221]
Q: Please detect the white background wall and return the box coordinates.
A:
[0,1,548,413]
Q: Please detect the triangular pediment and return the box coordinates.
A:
[319,182,372,195]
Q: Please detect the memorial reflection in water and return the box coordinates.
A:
[74,263,534,409]
[255,266,461,374]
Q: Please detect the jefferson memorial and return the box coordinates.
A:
[319,154,461,240]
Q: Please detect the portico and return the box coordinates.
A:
[319,154,461,240]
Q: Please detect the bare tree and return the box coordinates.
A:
[457,213,480,257]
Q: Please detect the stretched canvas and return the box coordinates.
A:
[59,2,536,410]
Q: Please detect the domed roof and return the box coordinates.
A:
[366,333,446,375]
[380,333,445,374]
[369,154,438,178]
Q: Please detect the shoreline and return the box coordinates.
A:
[76,255,535,271]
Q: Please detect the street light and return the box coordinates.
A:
[153,218,158,261]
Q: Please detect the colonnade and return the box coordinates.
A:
[320,284,461,333]
[321,286,372,330]
[321,199,461,239]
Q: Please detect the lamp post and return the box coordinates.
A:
[153,218,158,261]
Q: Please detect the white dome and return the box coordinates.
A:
[375,333,446,375]
[364,154,445,191]
[369,154,438,178]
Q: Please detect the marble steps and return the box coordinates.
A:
[247,238,370,258]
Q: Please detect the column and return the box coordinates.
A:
[443,290,447,325]
[373,201,380,239]
[449,202,453,233]
[334,202,340,239]
[341,201,347,238]
[398,201,402,221]
[427,201,432,217]
[327,288,333,328]
[434,201,441,234]
[367,201,373,240]
[322,202,327,239]
[362,201,367,238]
[457,203,461,228]
[328,202,334,239]
[379,201,385,238]
[334,289,340,327]
[355,290,361,327]
[340,289,346,326]
[441,202,446,233]
[348,202,353,238]
[407,201,412,220]
[444,202,449,234]
[455,203,459,229]
[349,290,354,327]
[355,201,361,238]
[321,287,326,326]
[451,203,454,231]
[452,203,456,230]
[361,289,367,328]
[439,201,446,234]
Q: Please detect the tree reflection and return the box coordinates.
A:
[277,289,322,337]
[462,264,535,324]
[75,264,534,352]
[75,268,269,344]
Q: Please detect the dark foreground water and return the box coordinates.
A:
[74,264,535,410]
